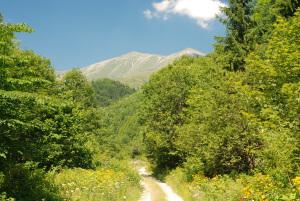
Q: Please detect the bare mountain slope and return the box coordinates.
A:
[81,48,205,88]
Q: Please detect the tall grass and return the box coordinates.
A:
[54,167,141,201]
[166,168,300,201]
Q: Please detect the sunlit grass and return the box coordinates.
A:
[54,167,142,201]
[166,168,300,201]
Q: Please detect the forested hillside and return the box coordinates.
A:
[1,0,300,200]
[92,78,135,107]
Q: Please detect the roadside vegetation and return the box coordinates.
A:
[54,165,141,201]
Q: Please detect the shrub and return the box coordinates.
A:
[1,164,61,201]
[166,168,300,201]
[241,174,300,201]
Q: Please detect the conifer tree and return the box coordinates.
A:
[216,0,255,71]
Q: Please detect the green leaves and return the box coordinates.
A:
[0,18,33,57]
[0,89,92,169]
[139,4,300,200]
[0,16,96,179]
[91,78,135,107]
[141,57,200,171]
[216,0,255,71]
[59,69,95,107]
[244,9,300,176]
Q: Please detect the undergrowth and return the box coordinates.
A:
[54,162,142,201]
[166,168,300,201]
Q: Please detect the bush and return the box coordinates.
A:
[0,192,15,201]
[166,167,300,201]
[241,174,299,201]
[1,164,61,201]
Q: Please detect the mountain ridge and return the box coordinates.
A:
[80,48,205,88]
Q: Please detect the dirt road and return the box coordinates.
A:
[138,167,184,201]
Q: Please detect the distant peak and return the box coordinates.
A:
[127,51,143,55]
[178,48,205,55]
[182,48,197,51]
[122,51,150,57]
[167,48,206,58]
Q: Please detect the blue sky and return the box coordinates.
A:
[1,0,225,70]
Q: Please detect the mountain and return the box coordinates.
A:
[80,48,205,88]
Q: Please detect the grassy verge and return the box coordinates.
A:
[54,166,141,201]
[166,168,300,201]
[165,168,194,201]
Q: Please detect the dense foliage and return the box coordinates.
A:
[216,0,300,72]
[141,2,300,200]
[141,57,198,173]
[216,0,255,71]
[92,78,135,107]
[0,21,94,170]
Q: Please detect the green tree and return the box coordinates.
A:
[0,16,54,92]
[250,0,300,45]
[215,0,256,71]
[59,69,95,107]
[245,8,300,176]
[0,15,93,200]
[141,57,199,173]
[92,78,135,107]
[174,58,262,177]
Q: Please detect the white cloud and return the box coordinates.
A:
[153,0,173,12]
[144,0,226,28]
[144,9,155,19]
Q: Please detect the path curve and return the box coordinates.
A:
[156,182,183,201]
[138,167,183,201]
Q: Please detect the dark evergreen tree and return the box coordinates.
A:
[250,0,300,45]
[216,0,256,71]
